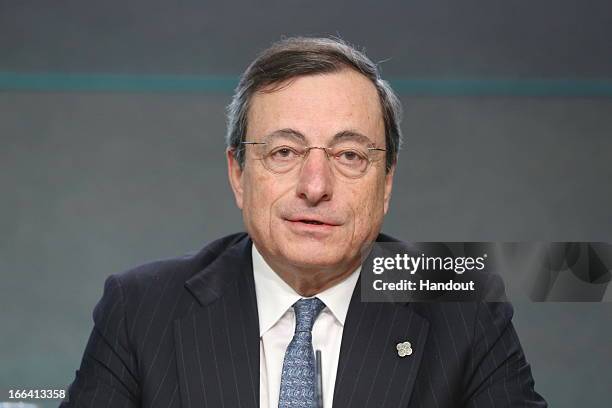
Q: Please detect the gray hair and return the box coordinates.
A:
[226,37,402,172]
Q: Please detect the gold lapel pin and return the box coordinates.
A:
[396,341,413,357]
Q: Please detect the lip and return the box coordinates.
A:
[282,216,342,236]
[284,216,342,226]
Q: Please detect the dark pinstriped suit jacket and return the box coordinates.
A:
[61,232,547,407]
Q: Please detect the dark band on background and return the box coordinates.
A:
[2,72,612,96]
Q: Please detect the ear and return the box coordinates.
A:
[227,148,244,209]
[383,165,395,215]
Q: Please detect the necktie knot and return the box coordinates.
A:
[293,297,325,333]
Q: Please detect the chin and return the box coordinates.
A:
[279,240,350,269]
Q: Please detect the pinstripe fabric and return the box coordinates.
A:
[61,232,547,407]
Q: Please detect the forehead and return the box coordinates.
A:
[246,69,385,145]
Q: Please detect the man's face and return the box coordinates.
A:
[228,69,394,272]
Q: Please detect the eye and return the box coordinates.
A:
[335,149,367,166]
[269,146,300,161]
[341,151,359,161]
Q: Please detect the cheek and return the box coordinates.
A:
[349,177,387,237]
[241,171,290,229]
[241,174,269,227]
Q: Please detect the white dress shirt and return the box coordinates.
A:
[252,244,360,408]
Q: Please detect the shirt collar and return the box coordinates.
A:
[252,243,360,337]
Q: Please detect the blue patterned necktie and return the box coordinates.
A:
[278,297,326,408]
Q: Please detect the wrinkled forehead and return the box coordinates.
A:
[246,70,385,147]
[262,128,380,148]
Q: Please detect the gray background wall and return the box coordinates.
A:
[1,1,611,407]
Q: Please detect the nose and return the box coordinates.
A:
[295,148,334,205]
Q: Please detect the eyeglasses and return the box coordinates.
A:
[240,135,386,179]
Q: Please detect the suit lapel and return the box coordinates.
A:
[174,236,259,408]
[333,276,430,407]
[172,232,429,407]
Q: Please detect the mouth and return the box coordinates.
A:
[286,217,341,227]
[283,216,342,234]
[297,219,326,225]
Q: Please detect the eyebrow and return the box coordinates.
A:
[332,130,376,146]
[265,128,306,143]
[264,128,378,146]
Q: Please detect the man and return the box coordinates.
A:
[61,37,547,407]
